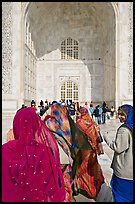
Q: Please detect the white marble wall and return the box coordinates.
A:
[2,2,23,143]
[2,2,23,109]
[2,2,133,144]
[119,2,133,105]
[36,59,104,103]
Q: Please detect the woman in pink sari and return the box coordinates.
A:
[2,107,65,202]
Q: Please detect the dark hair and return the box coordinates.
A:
[17,105,27,112]
[52,101,57,105]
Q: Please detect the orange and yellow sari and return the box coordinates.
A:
[76,107,104,199]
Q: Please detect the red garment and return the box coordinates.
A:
[2,107,65,202]
[31,106,37,111]
[76,107,104,199]
[76,149,104,198]
[77,107,101,152]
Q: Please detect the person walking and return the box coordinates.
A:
[103,104,133,202]
[31,99,36,107]
[110,106,115,118]
[75,107,104,200]
[40,99,44,107]
[93,105,100,124]
[88,103,94,119]
[98,105,103,124]
[44,102,76,202]
[2,107,65,202]
[102,102,107,124]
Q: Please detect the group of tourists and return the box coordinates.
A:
[2,100,133,202]
[83,101,115,125]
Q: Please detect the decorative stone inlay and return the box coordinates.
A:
[59,76,79,85]
[2,2,13,94]
[127,2,133,94]
[24,44,36,100]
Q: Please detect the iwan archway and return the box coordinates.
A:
[2,2,133,143]
[22,2,118,107]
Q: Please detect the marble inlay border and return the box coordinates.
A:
[2,2,13,94]
[127,2,133,94]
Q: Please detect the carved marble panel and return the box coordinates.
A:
[2,2,13,94]
[127,2,133,95]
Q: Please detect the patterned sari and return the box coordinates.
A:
[45,102,74,202]
[76,107,104,199]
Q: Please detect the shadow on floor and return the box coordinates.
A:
[74,182,114,202]
[95,183,114,202]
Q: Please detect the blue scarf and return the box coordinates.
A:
[119,104,133,133]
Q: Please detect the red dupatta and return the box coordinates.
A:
[76,107,101,152]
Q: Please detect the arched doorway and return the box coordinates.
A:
[61,80,79,103]
[22,2,118,107]
[2,2,133,144]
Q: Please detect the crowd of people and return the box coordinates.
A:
[85,101,116,125]
[2,99,133,202]
[29,99,116,125]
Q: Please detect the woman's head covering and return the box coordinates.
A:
[2,107,65,202]
[45,102,72,155]
[118,104,133,132]
[79,106,89,115]
[76,107,103,153]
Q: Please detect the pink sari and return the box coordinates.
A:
[2,107,65,202]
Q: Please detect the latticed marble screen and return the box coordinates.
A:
[61,81,78,102]
[61,37,79,60]
[24,22,36,100]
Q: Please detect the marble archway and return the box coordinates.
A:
[2,2,133,144]
[22,2,118,107]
